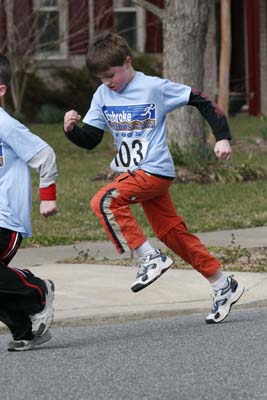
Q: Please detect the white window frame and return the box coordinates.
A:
[114,1,146,52]
[33,0,68,60]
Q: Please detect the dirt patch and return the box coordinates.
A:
[63,246,267,273]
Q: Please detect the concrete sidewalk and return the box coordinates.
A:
[4,226,267,330]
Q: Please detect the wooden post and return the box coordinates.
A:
[245,0,261,115]
[218,0,231,116]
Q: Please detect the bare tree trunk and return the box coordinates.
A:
[218,0,231,116]
[4,0,22,113]
[11,72,29,115]
[5,0,14,53]
[163,0,211,150]
[88,0,95,44]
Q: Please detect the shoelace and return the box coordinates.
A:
[211,280,231,311]
[211,291,220,312]
[137,264,150,277]
[137,250,161,277]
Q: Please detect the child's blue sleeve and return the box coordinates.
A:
[5,125,47,163]
[162,79,191,113]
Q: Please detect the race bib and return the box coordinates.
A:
[110,138,149,172]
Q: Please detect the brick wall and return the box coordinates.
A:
[260,0,267,115]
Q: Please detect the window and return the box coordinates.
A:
[114,0,145,52]
[34,0,67,58]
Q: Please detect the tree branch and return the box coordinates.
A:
[130,0,164,20]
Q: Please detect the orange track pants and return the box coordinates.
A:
[90,169,220,278]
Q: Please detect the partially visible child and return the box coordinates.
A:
[64,32,244,324]
[0,53,58,351]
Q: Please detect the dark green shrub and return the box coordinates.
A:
[51,67,99,116]
[132,53,162,77]
[36,104,66,123]
[170,141,217,172]
[22,74,56,121]
[22,67,98,122]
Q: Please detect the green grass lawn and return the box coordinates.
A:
[25,116,267,247]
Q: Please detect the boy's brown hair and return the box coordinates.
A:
[86,32,132,75]
[0,54,11,88]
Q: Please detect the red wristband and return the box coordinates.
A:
[39,184,57,201]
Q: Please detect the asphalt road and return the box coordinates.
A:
[1,308,267,400]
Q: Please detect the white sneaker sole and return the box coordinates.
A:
[8,330,52,352]
[206,284,245,324]
[131,257,173,293]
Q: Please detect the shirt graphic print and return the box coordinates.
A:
[102,103,156,133]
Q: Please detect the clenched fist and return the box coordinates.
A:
[214,139,232,160]
[40,200,59,217]
[64,110,81,132]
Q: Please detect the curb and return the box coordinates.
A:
[49,298,267,327]
[1,298,266,336]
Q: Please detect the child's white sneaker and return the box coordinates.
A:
[131,250,173,293]
[206,276,244,324]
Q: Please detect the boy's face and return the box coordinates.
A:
[96,56,133,92]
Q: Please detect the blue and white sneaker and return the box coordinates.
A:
[206,276,244,324]
[131,250,173,293]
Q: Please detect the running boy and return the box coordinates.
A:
[64,32,244,324]
[0,53,58,351]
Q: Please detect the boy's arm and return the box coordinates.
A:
[64,123,104,150]
[188,88,231,141]
[28,146,59,217]
[64,109,104,150]
[188,88,232,160]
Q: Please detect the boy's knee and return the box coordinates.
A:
[90,187,120,216]
[90,189,112,215]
